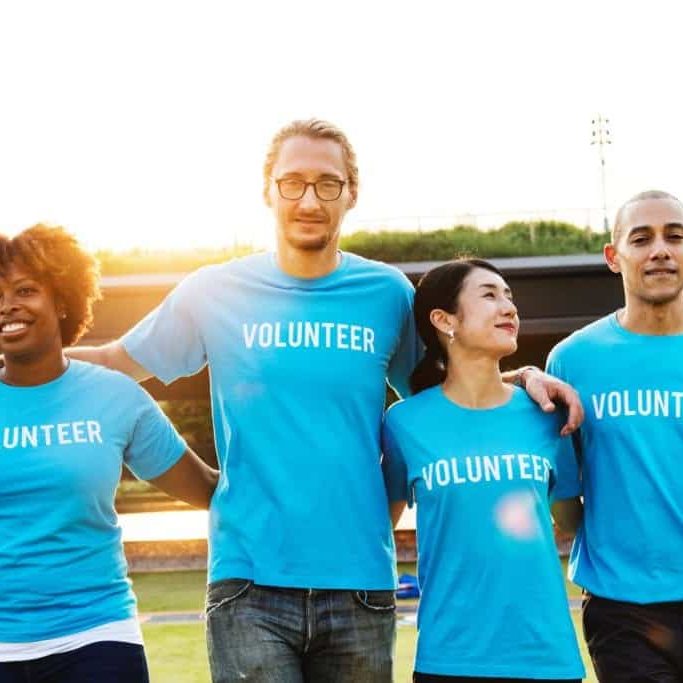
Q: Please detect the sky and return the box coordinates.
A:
[0,0,681,250]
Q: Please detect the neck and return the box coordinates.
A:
[619,296,683,335]
[441,348,511,408]
[275,238,341,279]
[1,349,68,387]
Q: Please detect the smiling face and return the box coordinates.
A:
[432,267,519,359]
[266,135,356,253]
[605,197,683,307]
[0,263,64,363]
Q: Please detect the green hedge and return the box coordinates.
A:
[339,221,609,262]
[97,221,609,275]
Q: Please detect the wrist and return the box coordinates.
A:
[514,365,540,387]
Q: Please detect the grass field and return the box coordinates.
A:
[133,563,595,682]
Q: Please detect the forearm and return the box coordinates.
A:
[66,341,151,382]
[149,450,219,510]
[551,497,583,535]
[390,500,407,529]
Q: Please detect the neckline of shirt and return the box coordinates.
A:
[0,360,75,392]
[608,310,683,340]
[434,383,522,414]
[267,251,350,287]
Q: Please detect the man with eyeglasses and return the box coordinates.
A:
[69,118,582,682]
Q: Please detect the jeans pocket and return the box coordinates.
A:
[205,579,253,617]
[353,589,396,613]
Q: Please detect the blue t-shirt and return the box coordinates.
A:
[382,386,584,679]
[547,312,683,603]
[122,251,419,588]
[0,360,186,642]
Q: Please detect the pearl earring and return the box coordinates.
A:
[447,329,455,344]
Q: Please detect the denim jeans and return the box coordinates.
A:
[206,579,395,682]
[0,641,149,683]
[582,592,683,682]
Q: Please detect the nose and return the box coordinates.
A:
[297,183,321,210]
[650,236,672,260]
[0,297,17,314]
[502,298,518,317]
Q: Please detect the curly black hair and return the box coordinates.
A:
[0,224,102,346]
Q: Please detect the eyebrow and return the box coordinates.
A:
[7,276,40,286]
[628,222,683,233]
[478,282,512,296]
[278,172,344,180]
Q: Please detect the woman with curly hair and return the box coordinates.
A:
[0,225,218,682]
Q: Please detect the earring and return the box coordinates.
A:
[60,312,67,320]
[447,329,455,345]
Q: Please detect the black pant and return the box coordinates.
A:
[414,676,581,683]
[583,592,683,682]
[0,641,149,683]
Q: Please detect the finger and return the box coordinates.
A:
[541,399,556,413]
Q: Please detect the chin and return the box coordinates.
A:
[640,289,683,306]
[286,233,333,252]
[495,339,518,358]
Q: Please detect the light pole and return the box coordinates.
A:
[591,115,612,232]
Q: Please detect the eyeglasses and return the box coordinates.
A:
[274,178,346,201]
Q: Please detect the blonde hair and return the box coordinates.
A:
[262,118,358,204]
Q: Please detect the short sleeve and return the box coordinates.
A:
[545,343,565,383]
[381,415,413,506]
[387,280,422,399]
[121,271,208,384]
[123,385,187,481]
[549,433,582,501]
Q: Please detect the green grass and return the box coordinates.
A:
[143,623,210,682]
[132,570,207,613]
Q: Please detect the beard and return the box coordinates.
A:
[281,223,339,252]
[637,286,683,306]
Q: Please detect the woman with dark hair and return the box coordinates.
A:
[0,225,218,682]
[382,259,584,683]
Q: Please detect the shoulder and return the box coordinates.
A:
[509,386,564,433]
[342,253,414,299]
[384,387,440,430]
[174,253,271,290]
[549,313,617,362]
[69,360,154,404]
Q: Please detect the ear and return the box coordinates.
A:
[604,242,620,274]
[347,186,358,210]
[429,308,455,336]
[264,186,273,208]
[54,296,67,320]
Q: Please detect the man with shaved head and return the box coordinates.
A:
[547,190,683,681]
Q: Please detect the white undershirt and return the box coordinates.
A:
[0,617,143,662]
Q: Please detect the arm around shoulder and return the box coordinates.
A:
[390,500,407,529]
[66,340,151,382]
[551,497,583,535]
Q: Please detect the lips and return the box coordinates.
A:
[645,268,677,275]
[495,323,518,334]
[0,320,31,337]
[294,218,326,225]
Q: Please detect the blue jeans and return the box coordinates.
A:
[0,641,149,683]
[206,579,395,682]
